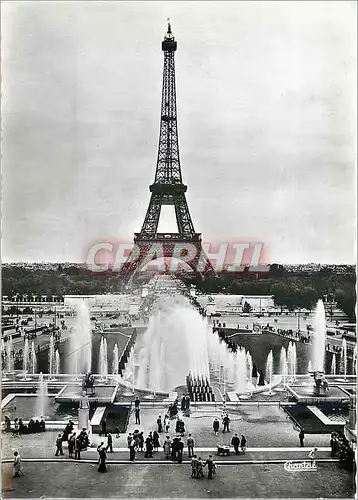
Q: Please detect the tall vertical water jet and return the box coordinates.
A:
[23,337,29,378]
[55,350,60,375]
[48,335,55,379]
[36,372,47,418]
[245,350,253,386]
[235,348,247,393]
[311,300,326,372]
[265,350,274,394]
[31,341,36,374]
[331,353,336,375]
[99,336,108,380]
[67,300,92,377]
[340,338,347,380]
[112,344,119,375]
[353,345,357,375]
[7,336,14,372]
[279,346,287,384]
[292,342,297,380]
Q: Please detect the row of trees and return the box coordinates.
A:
[183,273,356,321]
[2,266,356,322]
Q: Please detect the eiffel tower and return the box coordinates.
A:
[120,22,216,280]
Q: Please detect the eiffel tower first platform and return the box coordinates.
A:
[120,23,216,281]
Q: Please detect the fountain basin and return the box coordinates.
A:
[55,383,118,404]
[285,383,352,404]
[1,394,78,421]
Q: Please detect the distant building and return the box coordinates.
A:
[202,294,274,315]
[64,294,140,314]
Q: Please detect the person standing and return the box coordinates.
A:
[223,414,230,433]
[98,447,107,473]
[129,440,136,462]
[145,435,153,458]
[231,433,240,455]
[240,435,247,454]
[133,430,140,450]
[68,432,76,458]
[330,433,338,457]
[299,429,305,447]
[135,407,140,425]
[55,433,64,456]
[163,436,171,459]
[139,431,144,452]
[13,452,21,478]
[74,436,81,460]
[157,415,163,433]
[127,433,133,448]
[177,437,184,463]
[153,431,160,451]
[106,432,113,453]
[171,436,179,461]
[204,455,216,479]
[97,442,105,459]
[187,434,195,458]
[213,418,220,436]
[134,396,140,409]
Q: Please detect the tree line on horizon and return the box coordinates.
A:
[1,264,356,322]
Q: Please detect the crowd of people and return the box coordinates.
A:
[2,415,46,435]
[330,431,356,469]
[53,421,90,460]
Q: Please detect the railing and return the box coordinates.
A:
[135,233,201,241]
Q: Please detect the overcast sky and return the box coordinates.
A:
[2,1,356,264]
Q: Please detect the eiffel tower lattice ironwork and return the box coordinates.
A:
[120,22,216,279]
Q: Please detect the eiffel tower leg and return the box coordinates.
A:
[173,193,196,237]
[140,194,163,237]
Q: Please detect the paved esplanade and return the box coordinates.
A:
[2,405,355,498]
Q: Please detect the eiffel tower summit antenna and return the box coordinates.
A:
[120,22,216,282]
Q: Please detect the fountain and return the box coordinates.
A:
[49,335,55,380]
[287,341,297,381]
[292,342,297,381]
[36,372,47,418]
[67,299,92,378]
[7,335,14,372]
[311,300,326,372]
[285,300,351,402]
[31,340,36,374]
[122,346,136,396]
[99,336,108,381]
[55,350,60,375]
[235,348,247,394]
[245,351,253,387]
[112,344,119,375]
[277,346,287,391]
[22,337,30,380]
[262,350,274,395]
[331,353,337,375]
[136,298,210,392]
[338,338,347,381]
